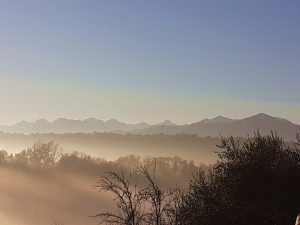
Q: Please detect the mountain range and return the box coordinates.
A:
[0,113,299,140]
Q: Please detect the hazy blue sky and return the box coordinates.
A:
[0,0,299,124]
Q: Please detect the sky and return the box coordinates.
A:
[0,0,299,125]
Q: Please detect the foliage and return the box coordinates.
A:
[179,133,300,225]
[3,141,62,168]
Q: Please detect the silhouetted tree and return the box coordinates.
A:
[94,167,182,225]
[163,187,183,225]
[178,133,300,225]
[94,170,148,225]
[139,166,181,225]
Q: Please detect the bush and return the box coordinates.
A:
[179,133,300,225]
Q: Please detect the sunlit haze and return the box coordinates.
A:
[1,2,300,225]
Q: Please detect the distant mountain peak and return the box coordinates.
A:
[214,116,234,121]
[200,116,235,124]
[247,113,293,124]
[131,113,299,141]
[35,119,49,124]
[106,119,123,124]
[252,113,272,119]
[249,113,284,120]
[155,120,177,126]
[84,118,103,123]
[137,122,149,126]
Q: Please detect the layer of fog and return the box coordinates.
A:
[0,133,219,164]
[0,168,112,225]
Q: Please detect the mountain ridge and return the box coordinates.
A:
[129,114,300,141]
[0,114,299,140]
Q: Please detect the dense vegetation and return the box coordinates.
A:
[95,133,300,225]
[178,133,300,225]
[0,141,202,188]
[1,133,300,225]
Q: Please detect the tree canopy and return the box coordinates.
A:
[179,133,300,225]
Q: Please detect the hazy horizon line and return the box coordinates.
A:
[0,112,298,127]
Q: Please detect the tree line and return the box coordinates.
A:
[0,141,202,188]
